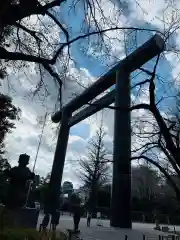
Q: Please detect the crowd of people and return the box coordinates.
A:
[39,204,102,235]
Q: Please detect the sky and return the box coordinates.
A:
[1,0,180,188]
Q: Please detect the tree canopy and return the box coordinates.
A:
[0,93,20,156]
[0,93,20,203]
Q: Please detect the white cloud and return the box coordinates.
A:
[1,55,94,184]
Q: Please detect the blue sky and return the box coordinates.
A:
[2,0,180,188]
[62,1,177,118]
[58,0,109,76]
[70,123,90,140]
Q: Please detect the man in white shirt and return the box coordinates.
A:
[97,212,102,226]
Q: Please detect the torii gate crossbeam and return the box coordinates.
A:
[52,34,164,123]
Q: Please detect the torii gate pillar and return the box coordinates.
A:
[111,70,131,228]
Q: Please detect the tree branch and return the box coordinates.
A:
[14,22,41,42]
[149,53,161,107]
[42,63,62,87]
[158,140,180,177]
[150,106,178,162]
[139,67,154,76]
[131,155,180,201]
[132,79,150,89]
[46,11,69,42]
[1,0,64,25]
[0,27,161,65]
[0,47,50,63]
[130,103,150,111]
[132,142,158,153]
[51,27,162,64]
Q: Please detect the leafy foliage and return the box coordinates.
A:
[0,26,12,78]
[0,93,20,203]
[0,93,20,155]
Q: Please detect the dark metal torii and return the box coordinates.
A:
[49,34,165,228]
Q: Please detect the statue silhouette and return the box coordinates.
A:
[4,154,35,209]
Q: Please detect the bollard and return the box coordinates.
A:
[125,235,128,240]
[143,235,146,240]
[154,219,161,231]
[69,231,72,240]
[67,229,72,240]
[172,235,175,240]
[142,214,145,223]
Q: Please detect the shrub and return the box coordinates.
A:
[0,228,67,240]
[0,228,39,240]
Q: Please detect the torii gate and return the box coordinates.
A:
[49,34,165,228]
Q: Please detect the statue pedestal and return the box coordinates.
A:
[0,205,39,229]
[13,207,39,229]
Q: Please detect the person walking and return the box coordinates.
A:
[87,212,92,227]
[73,203,82,232]
[39,212,50,233]
[50,210,60,231]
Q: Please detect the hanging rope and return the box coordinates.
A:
[25,112,48,207]
[59,84,62,110]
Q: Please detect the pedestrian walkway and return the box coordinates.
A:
[79,227,177,240]
[38,214,179,240]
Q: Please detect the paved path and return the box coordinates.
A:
[38,214,179,240]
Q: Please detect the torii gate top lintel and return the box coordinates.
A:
[52,34,165,123]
